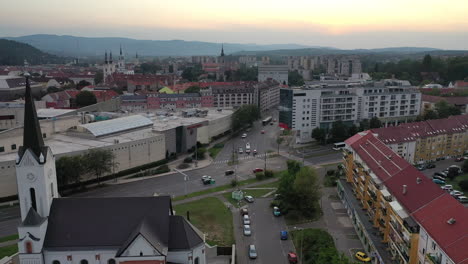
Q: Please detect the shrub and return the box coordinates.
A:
[255,172,265,180]
[184,157,193,163]
[177,163,190,169]
[231,179,238,187]
[153,164,170,174]
[214,143,225,149]
[459,179,468,191]
[264,170,274,178]
[326,170,335,176]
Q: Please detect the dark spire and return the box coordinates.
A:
[110,51,113,63]
[136,52,138,59]
[120,44,122,56]
[22,75,44,159]
[105,51,108,64]
[221,44,225,57]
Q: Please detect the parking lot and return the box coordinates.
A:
[234,198,296,264]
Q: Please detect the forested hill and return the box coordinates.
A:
[0,39,65,65]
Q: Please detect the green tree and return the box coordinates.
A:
[83,149,116,185]
[312,127,326,144]
[288,70,305,86]
[184,85,201,94]
[292,167,321,217]
[55,155,85,188]
[359,119,370,131]
[182,64,204,81]
[231,104,261,132]
[369,116,382,129]
[422,54,433,72]
[462,160,468,173]
[330,120,348,142]
[94,71,104,84]
[75,91,97,107]
[347,124,359,137]
[287,159,302,176]
[459,179,468,192]
[435,100,461,118]
[76,80,91,89]
[423,109,439,120]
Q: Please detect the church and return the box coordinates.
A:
[15,75,206,264]
[103,46,134,84]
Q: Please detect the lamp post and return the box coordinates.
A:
[174,168,189,196]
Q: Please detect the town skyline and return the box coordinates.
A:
[2,0,468,50]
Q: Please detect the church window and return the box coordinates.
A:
[107,259,116,264]
[53,260,60,264]
[80,260,88,264]
[30,188,37,211]
[11,144,16,150]
[0,146,4,152]
[25,241,33,253]
[194,257,199,264]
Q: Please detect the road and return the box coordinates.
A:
[235,198,295,264]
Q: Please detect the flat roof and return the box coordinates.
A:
[37,108,76,118]
[79,115,153,137]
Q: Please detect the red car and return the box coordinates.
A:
[288,252,298,264]
[261,130,265,134]
[253,168,264,173]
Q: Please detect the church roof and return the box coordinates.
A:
[43,196,203,252]
[20,207,46,227]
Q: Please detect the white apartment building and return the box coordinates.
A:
[258,65,288,85]
[279,83,421,143]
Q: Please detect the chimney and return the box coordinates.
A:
[402,185,407,195]
[416,177,422,184]
[447,218,456,225]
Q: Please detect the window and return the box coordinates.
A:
[431,242,436,250]
[194,257,199,264]
[43,133,47,138]
[0,147,4,152]
[108,259,116,264]
[25,241,33,253]
[11,144,16,150]
[80,260,88,264]
[53,261,60,264]
[30,188,37,211]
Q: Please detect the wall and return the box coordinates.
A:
[166,244,205,264]
[417,227,454,264]
[197,114,231,144]
[387,142,416,164]
[78,98,121,113]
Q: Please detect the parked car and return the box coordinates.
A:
[441,185,453,191]
[426,163,436,169]
[248,245,257,259]
[261,130,265,134]
[270,122,274,125]
[243,225,252,236]
[244,195,254,203]
[433,178,446,185]
[433,176,445,181]
[243,214,251,225]
[253,149,257,155]
[355,251,371,262]
[457,196,468,203]
[287,252,298,264]
[240,208,248,216]
[246,143,250,149]
[241,133,247,138]
[238,148,243,154]
[280,231,288,240]
[246,148,251,154]
[455,157,464,162]
[225,170,234,176]
[434,172,447,178]
[416,165,426,171]
[253,168,264,173]
[273,206,281,216]
[450,190,463,198]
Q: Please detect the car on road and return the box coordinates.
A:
[261,130,265,134]
[243,225,252,236]
[426,163,436,169]
[455,157,465,162]
[243,214,251,225]
[246,143,250,149]
[244,195,254,203]
[248,245,257,259]
[241,133,247,138]
[240,208,248,216]
[201,175,215,185]
[225,170,234,176]
[457,196,468,203]
[441,185,453,191]
[273,118,277,122]
[253,168,264,173]
[355,251,371,262]
[238,147,243,154]
[450,190,463,198]
[273,206,281,216]
[253,149,257,155]
[433,178,446,185]
[280,231,288,240]
[287,252,298,264]
[416,164,426,171]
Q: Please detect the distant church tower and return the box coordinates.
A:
[103,50,116,84]
[16,74,58,263]
[217,44,226,81]
[118,45,126,71]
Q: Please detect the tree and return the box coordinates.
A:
[75,91,97,107]
[330,120,348,142]
[422,54,433,72]
[231,104,261,132]
[423,109,439,120]
[287,159,302,176]
[435,100,461,118]
[462,160,468,173]
[292,167,321,217]
[288,70,305,86]
[459,180,468,192]
[359,119,370,131]
[347,124,359,137]
[55,155,85,188]
[182,64,204,81]
[76,80,91,89]
[83,149,116,185]
[94,71,104,84]
[184,85,201,94]
[369,116,382,129]
[312,127,326,144]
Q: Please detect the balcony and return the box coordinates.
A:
[426,254,441,264]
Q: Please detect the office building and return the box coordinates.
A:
[258,65,288,85]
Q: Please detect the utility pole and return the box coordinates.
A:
[174,168,189,196]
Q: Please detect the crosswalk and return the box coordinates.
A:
[213,153,269,165]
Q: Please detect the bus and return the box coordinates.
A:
[262,116,272,126]
[332,142,346,150]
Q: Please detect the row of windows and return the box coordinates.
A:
[52,258,116,264]
[110,139,163,151]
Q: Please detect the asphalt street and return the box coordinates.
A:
[235,198,295,264]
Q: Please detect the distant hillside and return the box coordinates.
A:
[3,34,326,57]
[0,39,64,65]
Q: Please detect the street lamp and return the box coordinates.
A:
[174,168,189,196]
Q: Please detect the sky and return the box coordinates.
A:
[1,0,468,49]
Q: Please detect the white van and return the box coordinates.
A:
[333,142,346,150]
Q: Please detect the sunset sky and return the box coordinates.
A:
[1,0,468,49]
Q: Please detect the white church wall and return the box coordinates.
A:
[44,249,118,264]
[166,251,190,264]
[18,220,48,254]
[121,235,162,257]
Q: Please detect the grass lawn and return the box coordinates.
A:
[304,150,336,158]
[0,244,18,259]
[222,188,276,207]
[208,143,225,159]
[0,234,18,243]
[173,197,233,246]
[254,180,280,188]
[445,172,468,195]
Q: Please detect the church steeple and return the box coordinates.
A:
[20,74,45,161]
[110,51,113,63]
[105,51,108,64]
[221,44,225,57]
[120,44,123,56]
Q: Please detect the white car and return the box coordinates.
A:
[244,195,254,203]
[243,214,250,225]
[241,133,247,138]
[243,225,251,236]
[238,148,243,154]
[450,190,463,197]
[441,185,453,191]
[246,143,250,149]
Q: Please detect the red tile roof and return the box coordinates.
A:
[413,194,468,264]
[348,131,468,264]
[454,81,468,88]
[422,94,468,105]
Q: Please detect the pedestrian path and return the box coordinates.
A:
[213,153,269,165]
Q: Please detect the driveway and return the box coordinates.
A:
[234,198,295,264]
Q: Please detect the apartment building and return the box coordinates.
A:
[372,115,468,164]
[211,84,256,108]
[256,80,281,112]
[258,65,288,85]
[339,131,467,264]
[279,83,421,143]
